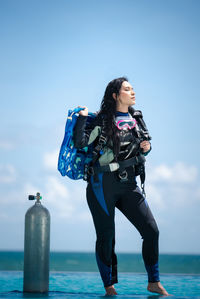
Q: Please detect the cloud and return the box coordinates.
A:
[43,175,90,221]
[145,183,166,210]
[43,149,59,171]
[0,141,15,150]
[21,176,74,219]
[45,175,69,199]
[148,162,198,184]
[42,149,91,220]
[145,162,200,210]
[0,164,17,183]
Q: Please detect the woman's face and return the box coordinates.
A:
[113,81,136,107]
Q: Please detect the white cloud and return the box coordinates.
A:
[42,149,91,220]
[43,149,59,171]
[0,141,15,150]
[146,183,166,210]
[148,162,198,184]
[145,162,200,210]
[45,175,69,199]
[44,175,89,220]
[0,164,16,183]
[44,175,73,218]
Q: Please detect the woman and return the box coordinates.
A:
[73,77,169,296]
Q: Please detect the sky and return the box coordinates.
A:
[0,0,200,254]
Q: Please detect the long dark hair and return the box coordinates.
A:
[96,76,135,160]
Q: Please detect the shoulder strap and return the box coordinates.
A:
[133,110,152,141]
[90,119,108,165]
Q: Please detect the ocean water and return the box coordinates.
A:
[1,252,200,274]
[0,252,200,298]
[0,271,200,298]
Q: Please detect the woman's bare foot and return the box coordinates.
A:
[147,281,169,296]
[104,285,117,296]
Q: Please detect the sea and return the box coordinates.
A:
[0,251,200,299]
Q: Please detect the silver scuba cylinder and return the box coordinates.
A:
[23,192,50,293]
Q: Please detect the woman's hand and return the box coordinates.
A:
[140,140,151,153]
[78,106,88,116]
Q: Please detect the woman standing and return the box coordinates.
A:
[73,77,169,296]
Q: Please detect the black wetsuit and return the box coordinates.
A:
[73,111,160,287]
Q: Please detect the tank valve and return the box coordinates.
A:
[28,192,42,203]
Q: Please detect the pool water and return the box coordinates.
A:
[0,271,200,298]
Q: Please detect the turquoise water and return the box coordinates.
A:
[0,271,200,298]
[1,252,200,274]
[0,252,200,298]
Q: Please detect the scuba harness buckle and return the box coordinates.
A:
[118,169,128,182]
[98,135,107,144]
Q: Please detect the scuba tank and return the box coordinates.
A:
[23,192,50,293]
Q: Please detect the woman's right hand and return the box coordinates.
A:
[78,106,88,116]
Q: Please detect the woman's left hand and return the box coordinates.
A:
[140,140,151,153]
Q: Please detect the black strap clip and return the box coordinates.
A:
[83,164,94,181]
[118,169,128,182]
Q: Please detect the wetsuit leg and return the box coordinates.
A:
[86,172,119,287]
[115,183,160,283]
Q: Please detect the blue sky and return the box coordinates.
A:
[0,0,200,253]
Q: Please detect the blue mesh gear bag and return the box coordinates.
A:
[57,107,96,180]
